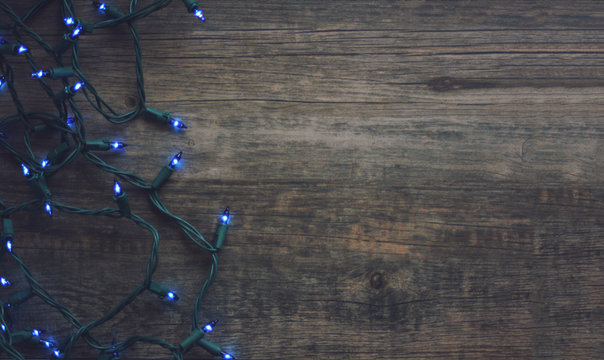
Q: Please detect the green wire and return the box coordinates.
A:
[0,0,231,359]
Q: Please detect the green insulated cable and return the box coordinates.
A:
[0,1,236,359]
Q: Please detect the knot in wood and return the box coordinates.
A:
[370,272,386,290]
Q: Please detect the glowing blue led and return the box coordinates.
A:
[41,159,49,168]
[32,329,40,337]
[110,336,119,358]
[45,203,52,216]
[6,240,12,252]
[63,17,75,26]
[114,180,122,196]
[0,277,10,287]
[169,151,183,169]
[98,3,107,12]
[70,26,82,38]
[203,319,218,332]
[220,207,230,224]
[223,353,233,360]
[17,45,28,54]
[194,8,205,21]
[42,340,52,348]
[166,291,176,300]
[53,349,62,358]
[170,118,187,129]
[32,69,46,79]
[1,324,5,331]
[110,141,126,149]
[21,163,30,177]
[0,76,5,87]
[72,81,84,92]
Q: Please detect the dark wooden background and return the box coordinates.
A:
[0,1,603,359]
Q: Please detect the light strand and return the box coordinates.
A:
[0,1,237,359]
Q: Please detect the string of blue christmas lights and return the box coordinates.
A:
[0,0,236,359]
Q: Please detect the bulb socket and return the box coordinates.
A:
[180,328,205,352]
[55,34,75,55]
[2,218,14,241]
[198,338,223,356]
[47,142,71,163]
[0,44,21,55]
[85,139,112,151]
[114,192,131,217]
[215,223,228,250]
[6,288,33,309]
[151,166,174,189]
[48,67,75,79]
[182,0,199,13]
[144,107,172,125]
[26,173,52,199]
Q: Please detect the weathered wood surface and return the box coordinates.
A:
[0,1,603,359]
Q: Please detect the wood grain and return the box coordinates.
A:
[0,1,603,359]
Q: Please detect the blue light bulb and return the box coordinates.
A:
[70,26,83,38]
[71,81,84,92]
[21,163,30,177]
[32,69,46,79]
[42,340,52,348]
[110,141,127,149]
[194,8,205,21]
[1,324,5,331]
[166,291,176,300]
[220,207,230,224]
[170,118,187,129]
[203,319,218,332]
[54,349,62,358]
[6,240,12,252]
[0,277,11,287]
[41,159,50,168]
[97,2,107,12]
[17,45,28,54]
[32,329,41,337]
[0,76,5,87]
[223,353,233,359]
[114,180,122,196]
[45,203,52,216]
[63,17,75,26]
[169,151,183,169]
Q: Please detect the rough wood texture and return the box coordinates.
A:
[0,1,603,359]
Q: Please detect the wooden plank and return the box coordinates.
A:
[0,1,602,359]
